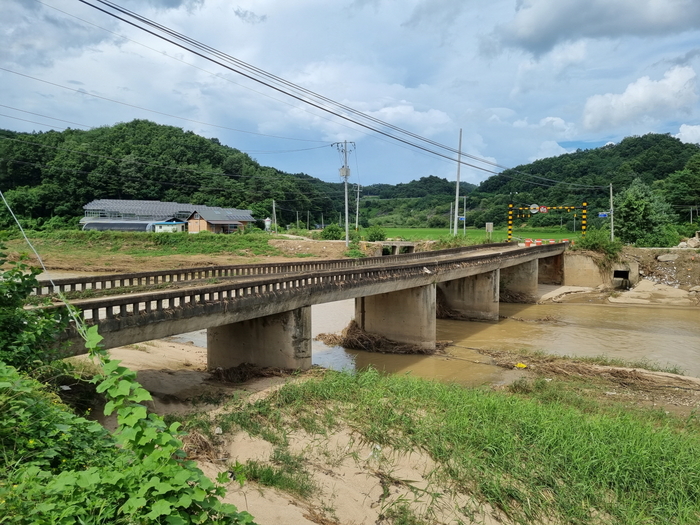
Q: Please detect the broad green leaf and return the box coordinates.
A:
[145,499,172,519]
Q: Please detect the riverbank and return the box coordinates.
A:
[65,321,700,525]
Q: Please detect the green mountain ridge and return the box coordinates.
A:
[1,120,698,231]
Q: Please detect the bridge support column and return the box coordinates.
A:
[500,260,538,301]
[437,270,500,320]
[207,307,312,370]
[355,284,436,350]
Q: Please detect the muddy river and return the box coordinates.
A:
[310,299,700,380]
[168,298,700,383]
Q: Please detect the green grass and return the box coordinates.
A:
[10,230,284,258]
[211,369,700,525]
[241,447,316,499]
[384,227,582,243]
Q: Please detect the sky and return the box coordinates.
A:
[2,0,700,188]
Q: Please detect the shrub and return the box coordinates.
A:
[320,223,344,240]
[365,225,386,242]
[574,226,623,260]
[0,253,68,370]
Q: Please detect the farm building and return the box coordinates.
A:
[186,207,253,234]
[80,199,255,232]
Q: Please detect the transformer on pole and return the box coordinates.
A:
[333,140,355,247]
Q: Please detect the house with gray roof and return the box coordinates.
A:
[80,199,255,233]
[187,207,255,234]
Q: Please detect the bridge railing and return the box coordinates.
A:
[34,242,511,295]
[49,243,563,325]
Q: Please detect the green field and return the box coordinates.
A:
[384,226,584,243]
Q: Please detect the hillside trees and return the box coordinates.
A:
[654,153,700,208]
[0,120,341,228]
[615,178,678,246]
[1,123,699,236]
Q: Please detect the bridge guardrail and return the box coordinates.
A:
[48,243,564,326]
[34,242,512,295]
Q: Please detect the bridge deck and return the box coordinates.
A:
[47,243,566,353]
[35,243,516,296]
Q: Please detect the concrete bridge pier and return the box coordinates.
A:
[207,306,312,370]
[500,259,538,300]
[354,284,436,351]
[437,270,500,320]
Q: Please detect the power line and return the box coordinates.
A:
[0,105,91,129]
[0,113,71,132]
[78,0,609,190]
[76,0,502,177]
[0,67,327,144]
[14,2,609,191]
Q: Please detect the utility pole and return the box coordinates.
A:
[449,202,453,234]
[355,184,361,230]
[296,210,299,229]
[333,140,355,247]
[453,128,463,236]
[272,199,278,234]
[610,183,614,242]
[307,211,310,230]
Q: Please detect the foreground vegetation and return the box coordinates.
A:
[0,254,256,524]
[186,368,700,525]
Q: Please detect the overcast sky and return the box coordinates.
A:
[3,0,700,187]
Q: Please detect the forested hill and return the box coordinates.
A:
[363,176,475,199]
[0,120,346,228]
[0,120,698,230]
[0,120,472,229]
[464,133,700,227]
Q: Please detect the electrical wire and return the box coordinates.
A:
[75,0,502,176]
[0,67,328,144]
[14,1,610,191]
[80,0,609,190]
[0,105,91,129]
[0,113,71,132]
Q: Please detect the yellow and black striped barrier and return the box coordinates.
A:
[507,203,513,242]
[508,202,589,236]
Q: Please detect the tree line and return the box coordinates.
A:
[1,120,699,244]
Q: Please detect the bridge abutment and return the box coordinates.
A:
[355,284,436,350]
[500,260,538,299]
[538,254,564,285]
[207,306,312,370]
[438,270,500,320]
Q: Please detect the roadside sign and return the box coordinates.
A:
[598,212,608,218]
[458,216,465,221]
[539,206,548,214]
[530,204,539,214]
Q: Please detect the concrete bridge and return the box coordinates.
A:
[45,243,566,370]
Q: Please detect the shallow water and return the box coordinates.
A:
[168,297,700,381]
[311,299,700,379]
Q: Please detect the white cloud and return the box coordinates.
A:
[538,116,575,138]
[529,140,571,162]
[510,116,576,138]
[582,66,697,131]
[676,124,700,144]
[493,0,700,55]
[549,41,587,70]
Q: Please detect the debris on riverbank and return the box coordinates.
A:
[316,320,450,354]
